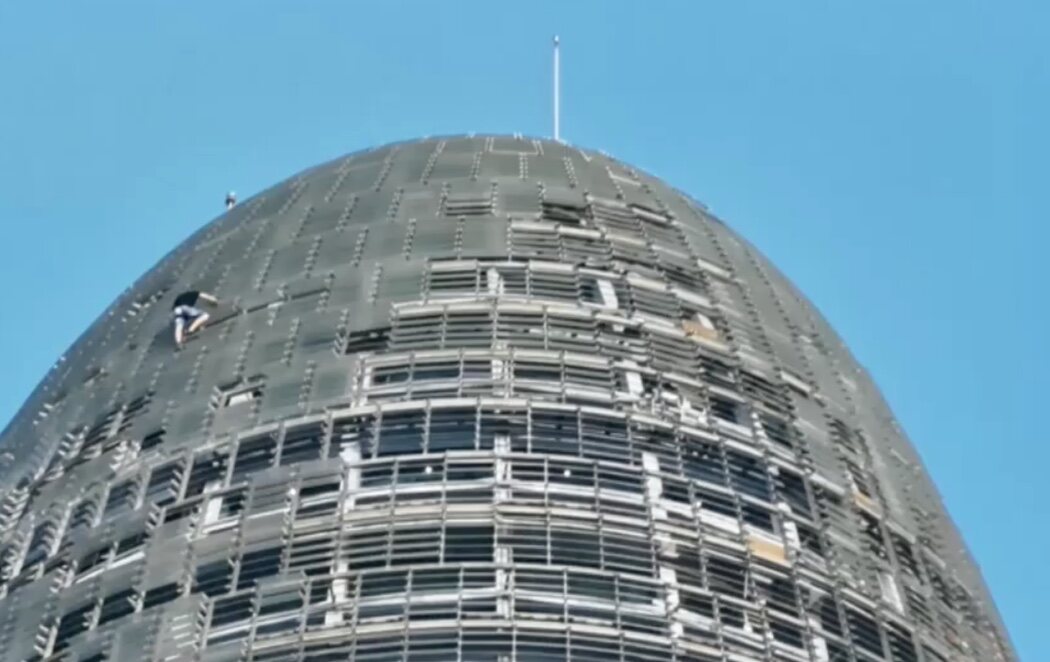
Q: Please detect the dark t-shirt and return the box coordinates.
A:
[172,291,201,310]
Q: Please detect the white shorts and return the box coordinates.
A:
[173,305,205,333]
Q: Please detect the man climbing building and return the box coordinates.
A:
[172,290,219,347]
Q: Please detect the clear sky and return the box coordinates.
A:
[0,1,1045,657]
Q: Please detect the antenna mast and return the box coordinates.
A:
[553,35,561,142]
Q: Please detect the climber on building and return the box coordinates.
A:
[172,290,219,347]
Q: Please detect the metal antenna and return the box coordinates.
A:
[553,35,561,142]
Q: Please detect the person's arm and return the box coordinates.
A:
[199,292,219,306]
[174,325,184,347]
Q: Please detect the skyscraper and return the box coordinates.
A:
[0,136,1013,661]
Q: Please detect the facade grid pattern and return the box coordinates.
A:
[0,136,1013,661]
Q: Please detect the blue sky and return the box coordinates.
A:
[0,1,1045,656]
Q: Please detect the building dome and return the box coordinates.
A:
[0,136,1013,661]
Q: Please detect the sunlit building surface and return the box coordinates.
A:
[0,137,1014,661]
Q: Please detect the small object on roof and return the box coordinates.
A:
[225,191,237,209]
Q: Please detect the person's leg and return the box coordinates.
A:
[174,316,186,346]
[187,312,210,335]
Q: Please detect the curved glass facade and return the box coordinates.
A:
[0,136,1013,661]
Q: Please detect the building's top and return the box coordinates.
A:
[0,135,1014,660]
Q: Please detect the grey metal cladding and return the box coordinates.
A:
[0,135,1014,661]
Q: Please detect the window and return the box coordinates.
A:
[103,480,139,519]
[774,467,812,517]
[221,381,264,408]
[427,262,482,297]
[52,602,95,651]
[541,194,587,225]
[343,326,390,354]
[185,450,228,497]
[279,423,326,465]
[682,436,726,486]
[237,546,282,590]
[143,583,180,610]
[232,435,277,480]
[444,191,493,217]
[211,593,254,628]
[145,461,183,507]
[140,428,166,451]
[709,394,744,425]
[376,411,426,457]
[193,557,233,597]
[706,554,747,598]
[97,589,135,626]
[891,532,922,580]
[725,449,770,500]
[443,525,493,563]
[846,607,884,656]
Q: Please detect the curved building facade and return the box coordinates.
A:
[0,136,1012,661]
